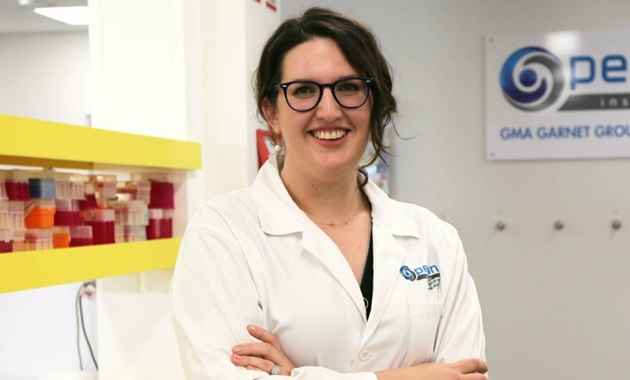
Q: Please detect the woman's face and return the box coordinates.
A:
[264,37,371,180]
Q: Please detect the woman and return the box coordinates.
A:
[171,7,487,379]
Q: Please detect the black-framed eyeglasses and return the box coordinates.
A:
[275,77,373,112]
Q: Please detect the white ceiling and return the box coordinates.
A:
[0,0,88,34]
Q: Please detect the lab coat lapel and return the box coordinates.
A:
[254,158,368,318]
[360,181,420,342]
[362,223,406,339]
[254,158,305,235]
[299,225,369,319]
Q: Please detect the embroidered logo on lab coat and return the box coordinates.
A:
[399,264,441,290]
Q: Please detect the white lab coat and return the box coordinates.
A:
[170,157,486,379]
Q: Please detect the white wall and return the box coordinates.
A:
[283,1,630,379]
[0,283,97,380]
[89,0,187,140]
[0,32,90,126]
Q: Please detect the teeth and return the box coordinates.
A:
[313,130,346,140]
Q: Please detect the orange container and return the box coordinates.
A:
[53,226,70,248]
[24,199,56,229]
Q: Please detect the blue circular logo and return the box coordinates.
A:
[399,265,416,281]
[500,47,564,111]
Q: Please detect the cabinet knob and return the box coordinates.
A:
[495,220,506,231]
[554,220,564,230]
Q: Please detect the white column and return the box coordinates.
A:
[201,0,280,197]
[89,0,196,375]
[89,0,279,378]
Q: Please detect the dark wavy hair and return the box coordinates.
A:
[254,7,397,168]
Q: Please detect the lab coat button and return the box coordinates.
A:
[358,350,373,362]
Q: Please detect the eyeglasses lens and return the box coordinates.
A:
[285,79,369,111]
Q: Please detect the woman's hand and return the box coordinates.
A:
[231,325,296,376]
[376,358,488,380]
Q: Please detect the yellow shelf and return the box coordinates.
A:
[0,114,201,170]
[0,114,198,293]
[0,238,181,293]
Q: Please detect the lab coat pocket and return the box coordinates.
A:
[403,302,442,366]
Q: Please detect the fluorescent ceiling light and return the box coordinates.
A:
[34,6,89,26]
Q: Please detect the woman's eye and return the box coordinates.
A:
[337,81,360,94]
[291,84,317,97]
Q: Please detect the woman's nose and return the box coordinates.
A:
[315,88,342,120]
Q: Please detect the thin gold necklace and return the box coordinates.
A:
[309,207,359,227]
[306,189,362,227]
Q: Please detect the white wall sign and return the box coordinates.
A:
[486,30,630,160]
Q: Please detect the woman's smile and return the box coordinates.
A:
[311,128,347,141]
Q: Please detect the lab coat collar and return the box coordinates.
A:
[253,157,308,235]
[362,178,420,239]
[252,157,420,240]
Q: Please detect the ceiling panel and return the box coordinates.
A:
[0,0,88,34]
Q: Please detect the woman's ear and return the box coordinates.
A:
[262,98,278,132]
